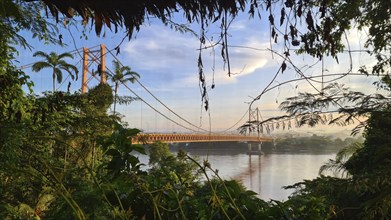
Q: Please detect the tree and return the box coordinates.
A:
[110,60,140,113]
[32,51,78,92]
[284,106,391,220]
[319,142,363,178]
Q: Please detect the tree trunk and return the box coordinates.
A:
[113,82,118,113]
[52,70,56,92]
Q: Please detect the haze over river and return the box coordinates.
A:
[170,142,337,201]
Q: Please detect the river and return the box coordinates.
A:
[170,141,337,201]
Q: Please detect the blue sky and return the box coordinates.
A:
[17,12,380,135]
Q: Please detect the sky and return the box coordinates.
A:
[17,10,382,136]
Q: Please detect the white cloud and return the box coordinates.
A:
[230,19,247,31]
[124,25,199,72]
[123,23,278,90]
[179,37,277,87]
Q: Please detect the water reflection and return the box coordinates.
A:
[171,142,336,201]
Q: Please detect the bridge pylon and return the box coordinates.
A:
[81,44,107,93]
[248,107,261,138]
[247,107,264,156]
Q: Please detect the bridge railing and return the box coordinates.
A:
[131,133,272,144]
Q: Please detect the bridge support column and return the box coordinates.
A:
[247,143,263,156]
[248,143,252,152]
[258,142,262,152]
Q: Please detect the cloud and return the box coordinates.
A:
[179,36,277,87]
[230,19,247,31]
[123,23,278,90]
[124,25,199,72]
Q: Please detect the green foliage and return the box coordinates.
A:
[101,125,144,177]
[319,142,363,178]
[345,107,391,175]
[148,141,172,166]
[284,104,391,219]
[275,134,359,152]
[86,83,114,111]
[0,81,130,219]
[1,1,59,48]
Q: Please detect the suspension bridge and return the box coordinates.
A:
[20,44,273,154]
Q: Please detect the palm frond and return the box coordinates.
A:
[112,60,121,72]
[319,142,363,178]
[33,51,51,60]
[54,68,62,83]
[119,66,131,73]
[58,61,79,80]
[57,52,74,60]
[32,61,52,72]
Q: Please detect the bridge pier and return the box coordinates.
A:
[247,142,264,156]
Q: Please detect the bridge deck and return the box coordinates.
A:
[132,133,272,144]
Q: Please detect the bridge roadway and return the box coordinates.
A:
[132,133,273,144]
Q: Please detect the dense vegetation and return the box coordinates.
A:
[1,80,390,219]
[1,0,390,219]
[274,135,362,152]
[0,83,264,219]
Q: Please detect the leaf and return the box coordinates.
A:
[285,0,294,8]
[107,158,124,171]
[132,144,146,154]
[105,148,121,157]
[297,3,302,17]
[124,128,141,137]
[292,39,300,46]
[306,11,314,30]
[126,154,141,168]
[280,8,285,26]
[266,0,271,10]
[290,25,297,38]
[94,13,103,35]
[115,46,120,55]
[244,190,258,196]
[271,27,276,38]
[281,62,287,73]
[269,14,274,25]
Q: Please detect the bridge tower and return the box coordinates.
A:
[81,44,107,93]
[248,107,261,136]
[247,107,263,155]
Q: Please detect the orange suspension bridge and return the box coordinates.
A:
[21,44,273,154]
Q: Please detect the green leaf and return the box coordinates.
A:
[105,148,121,157]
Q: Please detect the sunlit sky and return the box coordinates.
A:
[17,11,380,135]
